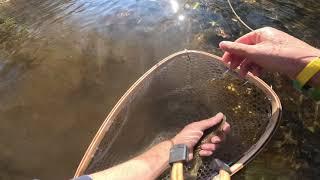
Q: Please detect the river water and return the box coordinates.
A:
[0,0,319,179]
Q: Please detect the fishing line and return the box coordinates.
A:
[227,0,254,31]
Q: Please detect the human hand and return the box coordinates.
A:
[219,27,320,86]
[171,113,230,160]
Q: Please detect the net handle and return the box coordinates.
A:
[219,169,231,180]
[74,50,282,177]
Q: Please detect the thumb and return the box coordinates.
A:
[219,41,255,56]
[188,152,193,161]
[195,113,224,131]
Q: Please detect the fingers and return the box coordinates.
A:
[210,122,230,143]
[172,130,203,148]
[211,136,223,144]
[229,54,244,70]
[220,41,256,72]
[179,115,231,159]
[222,52,232,63]
[239,60,263,77]
[220,30,261,75]
[201,143,219,151]
[219,41,255,56]
[234,30,259,45]
[222,122,231,134]
[188,152,193,160]
[222,52,262,77]
[199,122,231,157]
[222,52,246,71]
[239,59,251,77]
[199,150,213,156]
[193,113,224,131]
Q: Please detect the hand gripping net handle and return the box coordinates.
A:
[74,50,282,179]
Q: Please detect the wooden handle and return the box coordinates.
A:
[171,162,184,180]
[219,169,231,180]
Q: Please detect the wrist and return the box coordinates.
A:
[153,140,174,165]
[293,48,320,87]
[170,137,177,146]
[159,140,174,169]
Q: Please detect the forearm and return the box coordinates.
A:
[89,140,172,180]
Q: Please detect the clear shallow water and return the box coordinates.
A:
[0,0,319,179]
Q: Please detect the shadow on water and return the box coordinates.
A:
[0,0,319,179]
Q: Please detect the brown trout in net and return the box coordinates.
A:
[187,115,227,179]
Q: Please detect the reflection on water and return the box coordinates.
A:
[0,0,319,179]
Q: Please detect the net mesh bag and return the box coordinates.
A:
[75,50,281,179]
